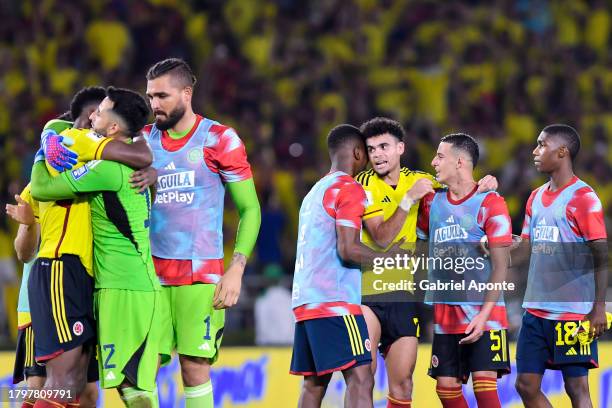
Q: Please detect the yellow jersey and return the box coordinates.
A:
[356,168,442,296]
[37,128,110,276]
[355,167,443,249]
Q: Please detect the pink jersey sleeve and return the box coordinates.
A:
[323,177,366,229]
[204,124,253,183]
[567,187,607,241]
[479,193,512,246]
[521,190,537,240]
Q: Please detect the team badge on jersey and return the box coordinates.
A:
[73,321,84,336]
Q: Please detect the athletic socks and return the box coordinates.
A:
[473,376,501,408]
[387,395,412,407]
[120,386,159,408]
[184,381,214,408]
[436,385,468,408]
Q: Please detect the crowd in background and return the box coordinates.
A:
[0,0,611,346]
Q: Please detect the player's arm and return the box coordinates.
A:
[130,167,158,194]
[364,177,434,248]
[416,192,434,240]
[476,174,498,193]
[6,187,39,263]
[206,125,261,309]
[568,189,609,337]
[31,158,122,201]
[337,225,383,266]
[213,178,261,310]
[100,136,153,169]
[587,239,608,337]
[14,221,39,263]
[334,181,399,265]
[461,194,511,344]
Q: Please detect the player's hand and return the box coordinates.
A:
[6,195,35,225]
[406,178,434,201]
[459,312,487,344]
[41,129,78,171]
[584,303,607,339]
[476,175,498,193]
[130,167,158,193]
[213,254,246,309]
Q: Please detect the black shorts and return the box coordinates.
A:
[363,297,420,356]
[428,330,511,383]
[13,325,99,384]
[13,325,45,384]
[28,255,95,361]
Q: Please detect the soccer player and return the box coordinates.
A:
[31,87,162,408]
[135,58,261,407]
[290,124,379,408]
[418,134,512,408]
[24,87,154,408]
[355,117,497,408]
[515,125,608,408]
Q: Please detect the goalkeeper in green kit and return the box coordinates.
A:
[30,87,163,408]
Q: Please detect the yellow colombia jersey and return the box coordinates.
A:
[356,168,443,296]
[37,128,110,276]
[355,167,443,250]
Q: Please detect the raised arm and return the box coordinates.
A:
[364,178,434,248]
[101,137,153,169]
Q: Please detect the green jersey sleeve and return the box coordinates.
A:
[62,160,124,193]
[31,161,76,201]
[43,119,73,134]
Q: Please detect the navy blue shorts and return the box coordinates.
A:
[290,314,372,376]
[517,312,598,378]
[13,325,99,384]
[28,255,96,361]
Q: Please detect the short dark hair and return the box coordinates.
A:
[542,124,581,160]
[70,86,106,120]
[106,87,150,137]
[440,133,480,167]
[327,124,364,153]
[57,111,73,121]
[359,117,405,141]
[146,58,196,88]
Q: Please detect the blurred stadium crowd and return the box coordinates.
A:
[0,0,611,346]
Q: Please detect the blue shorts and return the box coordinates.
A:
[290,314,372,376]
[517,312,598,378]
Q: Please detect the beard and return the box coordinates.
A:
[155,104,186,131]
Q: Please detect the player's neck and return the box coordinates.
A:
[169,109,197,135]
[382,166,400,185]
[447,174,476,201]
[330,157,355,176]
[548,166,575,192]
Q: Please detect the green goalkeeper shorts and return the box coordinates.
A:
[159,283,225,363]
[95,288,164,391]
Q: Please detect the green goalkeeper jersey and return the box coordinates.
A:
[31,157,160,291]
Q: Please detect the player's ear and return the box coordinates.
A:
[182,86,193,102]
[558,145,568,159]
[353,146,362,161]
[397,141,405,155]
